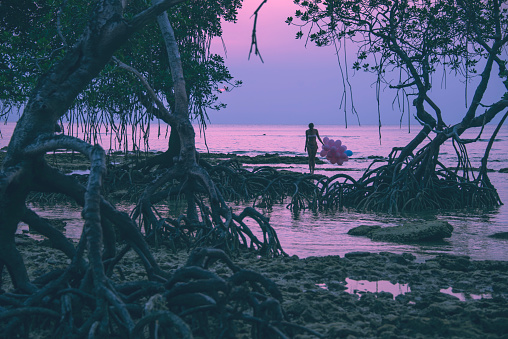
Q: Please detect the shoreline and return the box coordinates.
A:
[13,234,508,338]
[3,149,507,337]
[14,151,508,263]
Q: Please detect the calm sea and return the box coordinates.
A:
[2,123,508,261]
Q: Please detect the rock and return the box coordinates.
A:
[426,301,463,316]
[347,225,381,236]
[401,253,417,261]
[377,324,398,337]
[474,260,508,271]
[344,251,372,258]
[376,291,395,299]
[368,221,453,243]
[488,231,508,240]
[481,317,508,335]
[380,252,416,264]
[434,254,472,272]
[326,323,364,338]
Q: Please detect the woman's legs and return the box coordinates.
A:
[308,146,317,174]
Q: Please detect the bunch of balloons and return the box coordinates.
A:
[320,137,353,165]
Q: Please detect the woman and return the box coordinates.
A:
[304,123,324,174]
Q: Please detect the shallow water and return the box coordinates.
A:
[320,279,492,301]
[200,124,508,261]
[3,122,507,261]
[234,181,508,261]
[343,279,411,299]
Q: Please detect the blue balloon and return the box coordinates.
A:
[345,150,353,156]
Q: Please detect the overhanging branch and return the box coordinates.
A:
[113,57,174,124]
[248,0,268,62]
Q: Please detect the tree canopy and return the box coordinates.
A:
[0,0,242,149]
[284,0,508,212]
[288,0,508,130]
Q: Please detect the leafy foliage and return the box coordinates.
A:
[286,0,508,213]
[0,0,242,145]
[288,0,508,129]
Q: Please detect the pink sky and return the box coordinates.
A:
[210,0,351,126]
[210,0,506,127]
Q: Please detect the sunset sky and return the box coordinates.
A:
[209,0,506,127]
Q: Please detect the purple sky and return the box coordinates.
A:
[209,0,506,127]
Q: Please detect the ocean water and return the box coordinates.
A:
[193,124,508,261]
[2,122,508,260]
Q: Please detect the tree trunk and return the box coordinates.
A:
[0,0,184,292]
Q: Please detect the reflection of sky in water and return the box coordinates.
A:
[7,124,508,262]
[317,280,493,302]
[344,278,410,299]
[18,182,508,262]
[439,287,492,301]
[237,192,508,261]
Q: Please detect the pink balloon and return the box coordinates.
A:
[319,137,352,166]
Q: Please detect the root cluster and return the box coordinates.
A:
[0,246,319,338]
[199,150,501,214]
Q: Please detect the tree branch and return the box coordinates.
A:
[113,57,173,124]
[129,0,187,29]
[249,0,268,62]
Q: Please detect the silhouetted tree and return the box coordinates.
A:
[288,0,508,212]
[0,1,290,337]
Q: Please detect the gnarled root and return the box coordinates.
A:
[0,246,321,338]
[131,161,287,257]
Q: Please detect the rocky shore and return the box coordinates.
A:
[5,151,507,338]
[250,252,508,338]
[13,235,508,338]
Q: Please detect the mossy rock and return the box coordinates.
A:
[488,231,508,240]
[368,221,453,243]
[347,225,382,236]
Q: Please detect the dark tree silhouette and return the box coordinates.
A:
[286,0,508,213]
[0,1,295,337]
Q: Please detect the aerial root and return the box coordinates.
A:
[126,161,287,257]
[0,247,321,338]
[131,310,193,339]
[108,151,500,216]
[205,150,500,213]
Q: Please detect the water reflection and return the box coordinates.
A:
[344,278,411,299]
[6,123,508,262]
[17,196,508,262]
[239,184,508,261]
[439,287,492,301]
[318,280,493,302]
